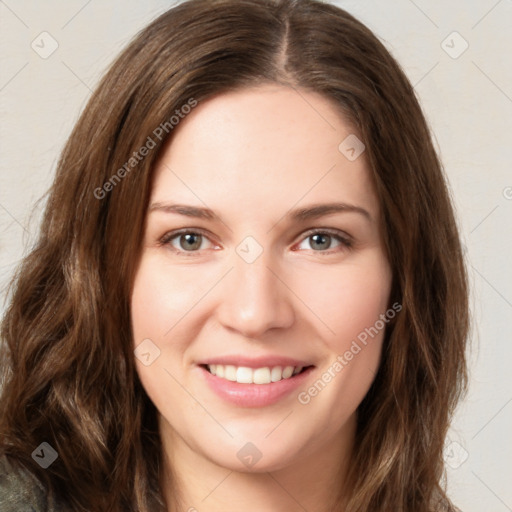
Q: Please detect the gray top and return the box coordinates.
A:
[0,454,65,511]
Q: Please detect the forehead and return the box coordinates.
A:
[150,84,378,222]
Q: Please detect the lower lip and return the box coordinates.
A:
[199,365,315,408]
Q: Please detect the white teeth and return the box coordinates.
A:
[282,366,294,379]
[225,365,237,381]
[253,367,271,384]
[271,366,283,382]
[206,364,303,384]
[236,367,253,384]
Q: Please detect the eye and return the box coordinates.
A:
[158,228,352,257]
[158,229,217,255]
[295,229,352,254]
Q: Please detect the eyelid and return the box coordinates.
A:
[158,227,353,256]
[298,227,353,245]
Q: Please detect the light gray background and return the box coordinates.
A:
[1,1,511,510]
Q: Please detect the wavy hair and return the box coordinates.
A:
[0,0,469,510]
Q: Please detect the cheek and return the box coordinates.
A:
[294,251,392,352]
[130,253,214,402]
[293,254,392,422]
[131,248,393,357]
[130,256,184,388]
[130,255,198,342]
[130,257,193,418]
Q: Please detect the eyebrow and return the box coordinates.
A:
[148,201,372,222]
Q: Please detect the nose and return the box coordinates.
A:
[215,250,295,339]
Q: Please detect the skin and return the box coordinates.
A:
[131,84,393,512]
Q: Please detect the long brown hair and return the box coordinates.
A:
[0,0,469,510]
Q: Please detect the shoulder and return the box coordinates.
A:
[0,453,51,512]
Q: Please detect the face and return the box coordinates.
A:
[131,84,393,474]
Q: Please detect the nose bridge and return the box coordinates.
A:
[216,243,294,337]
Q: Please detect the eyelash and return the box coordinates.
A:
[157,228,353,257]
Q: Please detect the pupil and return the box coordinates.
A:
[181,233,201,250]
[311,234,330,250]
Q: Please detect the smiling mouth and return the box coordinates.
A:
[201,364,313,385]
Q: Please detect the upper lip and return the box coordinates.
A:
[198,356,314,369]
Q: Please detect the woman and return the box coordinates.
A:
[0,0,469,510]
